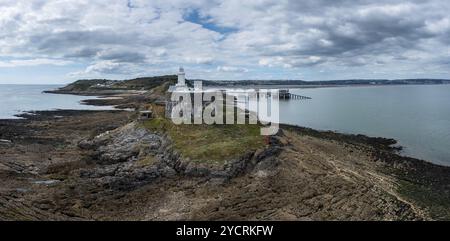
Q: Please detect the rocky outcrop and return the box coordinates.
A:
[156,133,283,180]
[77,122,170,190]
[77,122,281,191]
[79,123,162,164]
[2,108,444,221]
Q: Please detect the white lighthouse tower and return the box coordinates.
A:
[176,67,186,87]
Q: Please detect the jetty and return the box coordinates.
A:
[279,89,311,100]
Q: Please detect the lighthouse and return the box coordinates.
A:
[176,67,186,86]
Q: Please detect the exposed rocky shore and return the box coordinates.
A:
[1,83,450,220]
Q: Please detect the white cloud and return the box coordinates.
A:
[184,56,214,64]
[217,65,248,73]
[425,18,450,34]
[0,58,72,67]
[1,0,450,81]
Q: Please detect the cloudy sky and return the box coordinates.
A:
[1,0,449,84]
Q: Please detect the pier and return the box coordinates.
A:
[279,89,311,100]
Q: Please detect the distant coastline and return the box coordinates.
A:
[41,77,450,96]
[198,78,450,88]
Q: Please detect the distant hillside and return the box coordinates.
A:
[57,79,119,92]
[199,78,450,86]
[113,75,177,90]
[197,79,309,86]
[47,75,178,95]
[49,76,450,95]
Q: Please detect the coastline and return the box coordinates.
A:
[203,82,450,90]
[1,88,450,220]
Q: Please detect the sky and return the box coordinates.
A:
[0,0,450,84]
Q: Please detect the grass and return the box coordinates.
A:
[113,75,177,90]
[397,179,450,220]
[381,165,450,220]
[394,172,450,220]
[137,155,157,166]
[142,104,265,164]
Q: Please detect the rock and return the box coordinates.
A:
[74,120,285,193]
[0,139,12,147]
[32,180,61,185]
[184,164,211,177]
[82,122,162,164]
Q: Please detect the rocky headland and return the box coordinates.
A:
[1,76,450,220]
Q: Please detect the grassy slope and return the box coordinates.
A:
[59,79,116,91]
[113,75,177,90]
[56,75,177,92]
[142,105,265,164]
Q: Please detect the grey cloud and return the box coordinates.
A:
[97,50,147,63]
[224,0,450,69]
[1,0,450,80]
[64,48,99,58]
[29,30,137,52]
[84,61,143,75]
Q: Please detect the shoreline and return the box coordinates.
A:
[3,88,448,170]
[0,89,136,121]
[203,82,450,90]
[1,88,450,220]
[279,121,450,167]
[8,89,413,162]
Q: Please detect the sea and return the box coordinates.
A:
[0,84,114,119]
[283,84,450,166]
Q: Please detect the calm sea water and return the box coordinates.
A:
[284,85,450,166]
[0,85,114,119]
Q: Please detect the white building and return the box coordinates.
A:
[168,67,190,93]
[166,67,191,117]
[176,67,186,87]
[166,67,218,118]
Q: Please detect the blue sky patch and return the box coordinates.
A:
[183,9,236,34]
